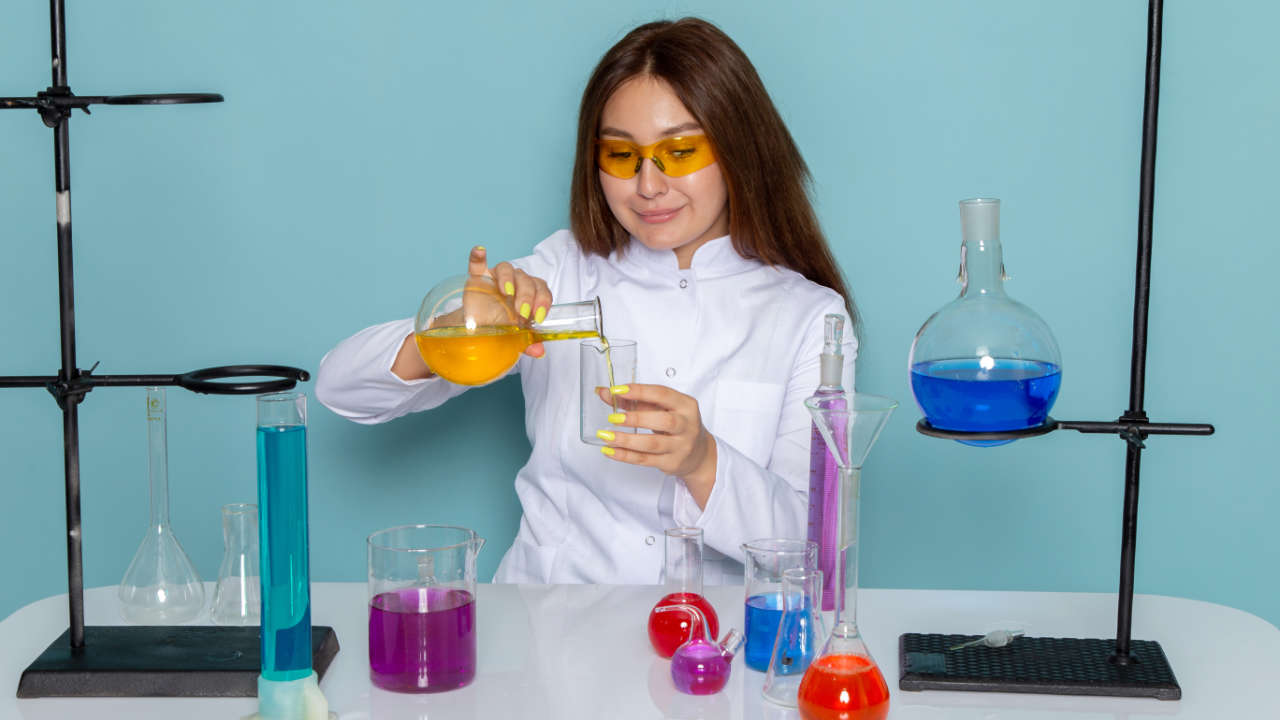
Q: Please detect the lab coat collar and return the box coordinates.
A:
[616,234,761,280]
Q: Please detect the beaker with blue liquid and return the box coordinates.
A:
[909,198,1062,445]
[741,539,817,672]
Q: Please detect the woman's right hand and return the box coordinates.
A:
[468,245,553,359]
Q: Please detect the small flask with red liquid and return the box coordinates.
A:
[648,527,720,658]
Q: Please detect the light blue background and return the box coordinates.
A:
[2,1,1276,632]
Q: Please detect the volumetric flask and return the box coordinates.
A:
[649,527,720,659]
[581,338,637,445]
[211,503,260,625]
[368,524,486,693]
[763,568,826,707]
[119,387,205,624]
[909,198,1062,445]
[414,274,603,386]
[741,539,817,672]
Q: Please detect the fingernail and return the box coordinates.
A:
[607,412,626,424]
[596,429,615,442]
[601,446,616,457]
[534,306,547,324]
[520,303,531,319]
[475,245,485,252]
[504,281,515,296]
[610,385,629,395]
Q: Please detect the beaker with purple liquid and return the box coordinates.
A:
[367,524,485,693]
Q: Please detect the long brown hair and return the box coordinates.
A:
[569,17,859,335]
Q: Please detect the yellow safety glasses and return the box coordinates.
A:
[595,135,717,179]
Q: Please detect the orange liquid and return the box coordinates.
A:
[796,654,890,720]
[415,326,598,386]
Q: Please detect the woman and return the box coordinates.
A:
[316,17,857,584]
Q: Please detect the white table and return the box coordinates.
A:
[2,583,1277,719]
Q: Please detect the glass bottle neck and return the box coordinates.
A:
[146,388,170,529]
[959,199,1007,297]
[663,528,704,595]
[831,466,861,633]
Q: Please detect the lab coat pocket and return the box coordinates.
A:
[711,380,786,467]
[495,537,561,584]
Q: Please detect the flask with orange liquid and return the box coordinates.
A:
[793,394,898,720]
[414,274,603,386]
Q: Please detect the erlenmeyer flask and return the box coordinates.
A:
[909,198,1062,445]
[211,502,261,625]
[763,567,826,707]
[414,274,603,386]
[119,387,206,624]
[649,527,720,658]
[798,393,897,720]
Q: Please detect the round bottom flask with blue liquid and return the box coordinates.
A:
[909,198,1062,446]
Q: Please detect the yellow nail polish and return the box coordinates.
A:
[596,429,615,442]
[504,281,515,296]
[520,303,531,319]
[607,413,626,424]
[610,384,630,395]
[534,306,547,324]
[475,245,485,252]
[601,446,616,457]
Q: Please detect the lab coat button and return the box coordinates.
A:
[645,535,656,546]
[665,367,676,378]
[679,279,688,289]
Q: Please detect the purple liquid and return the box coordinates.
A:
[671,638,731,695]
[369,587,476,693]
[807,392,846,611]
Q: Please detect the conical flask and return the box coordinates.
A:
[763,567,827,707]
[797,393,896,720]
[211,502,261,625]
[119,387,206,624]
[909,198,1062,445]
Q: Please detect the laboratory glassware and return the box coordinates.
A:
[367,524,486,693]
[798,393,897,720]
[655,604,744,695]
[580,337,637,445]
[414,274,603,386]
[119,387,206,624]
[210,502,260,625]
[741,538,817,671]
[909,198,1062,445]
[257,392,315,682]
[807,313,847,610]
[764,567,827,707]
[649,527,720,658]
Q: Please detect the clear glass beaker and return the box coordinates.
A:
[257,391,314,682]
[367,524,486,693]
[909,198,1063,445]
[119,387,206,624]
[648,527,720,659]
[211,502,260,625]
[741,538,817,671]
[580,337,637,445]
[414,274,603,386]
[797,394,897,720]
[763,567,827,707]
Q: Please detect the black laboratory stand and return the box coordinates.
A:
[900,0,1211,700]
[2,0,337,698]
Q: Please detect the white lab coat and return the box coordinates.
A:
[315,231,856,585]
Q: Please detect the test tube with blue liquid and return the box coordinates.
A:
[256,392,329,718]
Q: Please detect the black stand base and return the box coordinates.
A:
[899,633,1180,700]
[16,625,340,698]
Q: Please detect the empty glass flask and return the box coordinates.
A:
[211,503,261,625]
[909,198,1063,445]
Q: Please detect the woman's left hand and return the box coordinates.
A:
[596,383,718,508]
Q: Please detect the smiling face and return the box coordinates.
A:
[597,75,730,268]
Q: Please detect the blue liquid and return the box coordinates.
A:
[911,358,1061,446]
[745,593,816,673]
[744,594,784,671]
[257,424,313,681]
